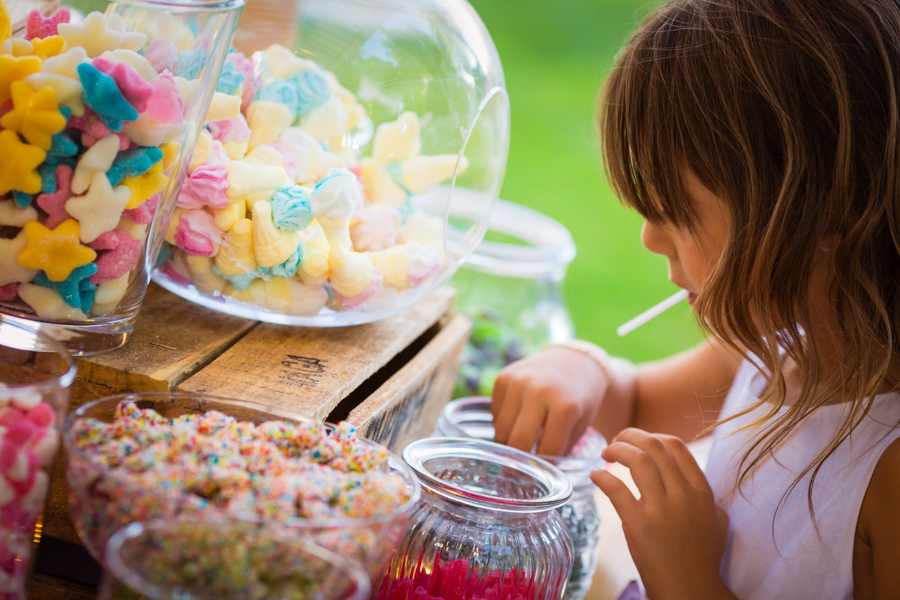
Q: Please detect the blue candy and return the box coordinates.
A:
[107,147,164,187]
[155,242,173,269]
[216,59,245,96]
[256,80,300,118]
[286,69,331,116]
[38,162,58,194]
[78,63,138,132]
[175,47,204,80]
[48,130,78,158]
[269,185,313,231]
[33,264,99,311]
[12,191,32,208]
[212,265,256,291]
[258,245,303,279]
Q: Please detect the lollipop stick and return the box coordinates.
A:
[616,289,689,336]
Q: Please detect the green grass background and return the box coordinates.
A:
[464,0,705,363]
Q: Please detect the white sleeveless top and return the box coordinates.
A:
[705,361,900,600]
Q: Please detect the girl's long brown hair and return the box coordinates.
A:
[601,0,900,523]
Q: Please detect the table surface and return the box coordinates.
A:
[585,437,714,600]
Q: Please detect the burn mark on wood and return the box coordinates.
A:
[362,372,436,450]
[279,355,328,388]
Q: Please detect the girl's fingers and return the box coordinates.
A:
[613,428,683,490]
[490,373,508,420]
[535,403,573,456]
[492,376,524,445]
[506,389,547,452]
[601,440,667,500]
[591,469,640,522]
[565,416,591,456]
[658,435,710,491]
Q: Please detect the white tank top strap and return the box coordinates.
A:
[704,361,900,600]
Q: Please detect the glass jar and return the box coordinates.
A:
[0,0,245,354]
[0,316,76,600]
[374,437,574,600]
[434,397,606,600]
[150,0,511,326]
[449,198,576,397]
[99,520,371,600]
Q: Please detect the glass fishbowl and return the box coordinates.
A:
[151,0,510,326]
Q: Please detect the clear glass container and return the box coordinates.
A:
[150,0,510,326]
[434,397,606,600]
[449,198,576,397]
[373,437,574,600]
[0,0,245,354]
[62,392,421,578]
[99,520,371,600]
[0,316,76,600]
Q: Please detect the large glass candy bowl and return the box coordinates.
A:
[151,0,510,326]
[0,0,244,354]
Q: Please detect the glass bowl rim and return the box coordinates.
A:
[105,520,372,600]
[62,392,422,530]
[0,315,77,398]
[105,0,246,10]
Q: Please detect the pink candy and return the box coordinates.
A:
[174,209,224,256]
[333,268,383,308]
[268,143,298,181]
[145,73,185,125]
[349,209,400,252]
[0,283,17,302]
[88,230,143,284]
[92,57,155,113]
[145,38,178,74]
[207,115,251,144]
[227,52,258,109]
[121,193,159,224]
[36,164,74,229]
[177,163,230,209]
[24,8,70,40]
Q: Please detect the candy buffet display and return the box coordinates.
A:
[0,0,244,353]
[100,521,370,600]
[450,199,577,397]
[0,317,76,600]
[152,0,510,326]
[63,394,420,576]
[374,438,574,600]
[434,397,607,600]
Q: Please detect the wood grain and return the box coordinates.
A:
[348,314,471,453]
[178,288,457,420]
[76,283,257,393]
[30,573,97,600]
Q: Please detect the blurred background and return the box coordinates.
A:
[466,0,705,363]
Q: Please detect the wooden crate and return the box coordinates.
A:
[35,282,470,596]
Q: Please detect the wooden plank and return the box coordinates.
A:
[76,283,258,393]
[30,572,96,600]
[178,287,457,419]
[347,314,471,453]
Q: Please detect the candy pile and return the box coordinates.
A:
[67,401,411,566]
[454,310,526,398]
[156,43,459,318]
[0,2,244,321]
[0,395,61,600]
[373,558,538,600]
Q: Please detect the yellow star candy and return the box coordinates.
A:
[18,219,97,282]
[159,141,180,172]
[31,36,64,61]
[0,39,34,57]
[0,55,41,104]
[1,81,66,151]
[122,162,168,209]
[0,1,10,42]
[0,129,45,195]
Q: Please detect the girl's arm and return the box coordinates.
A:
[594,337,743,442]
[492,337,741,455]
[854,437,900,599]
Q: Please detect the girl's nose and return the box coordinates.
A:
[641,220,675,257]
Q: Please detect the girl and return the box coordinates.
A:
[490,1,900,598]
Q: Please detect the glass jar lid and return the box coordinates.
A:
[437,396,607,479]
[403,437,572,513]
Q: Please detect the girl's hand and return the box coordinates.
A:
[491,346,609,456]
[592,429,734,600]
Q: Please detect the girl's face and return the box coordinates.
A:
[640,170,730,307]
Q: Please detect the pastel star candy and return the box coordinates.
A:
[78,62,138,131]
[121,192,159,224]
[0,55,41,104]
[0,38,33,57]
[0,199,38,227]
[98,50,157,82]
[32,263,98,312]
[88,230,141,284]
[0,129,45,195]
[27,75,84,117]
[72,134,119,194]
[92,57,153,112]
[1,81,67,150]
[18,219,97,282]
[65,171,132,243]
[31,36,64,61]
[36,164,74,229]
[59,13,123,58]
[106,147,163,187]
[0,230,40,286]
[25,8,71,40]
[105,14,146,53]
[122,162,168,209]
[145,38,177,74]
[91,273,129,314]
[12,190,33,208]
[40,47,89,81]
[17,283,86,320]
